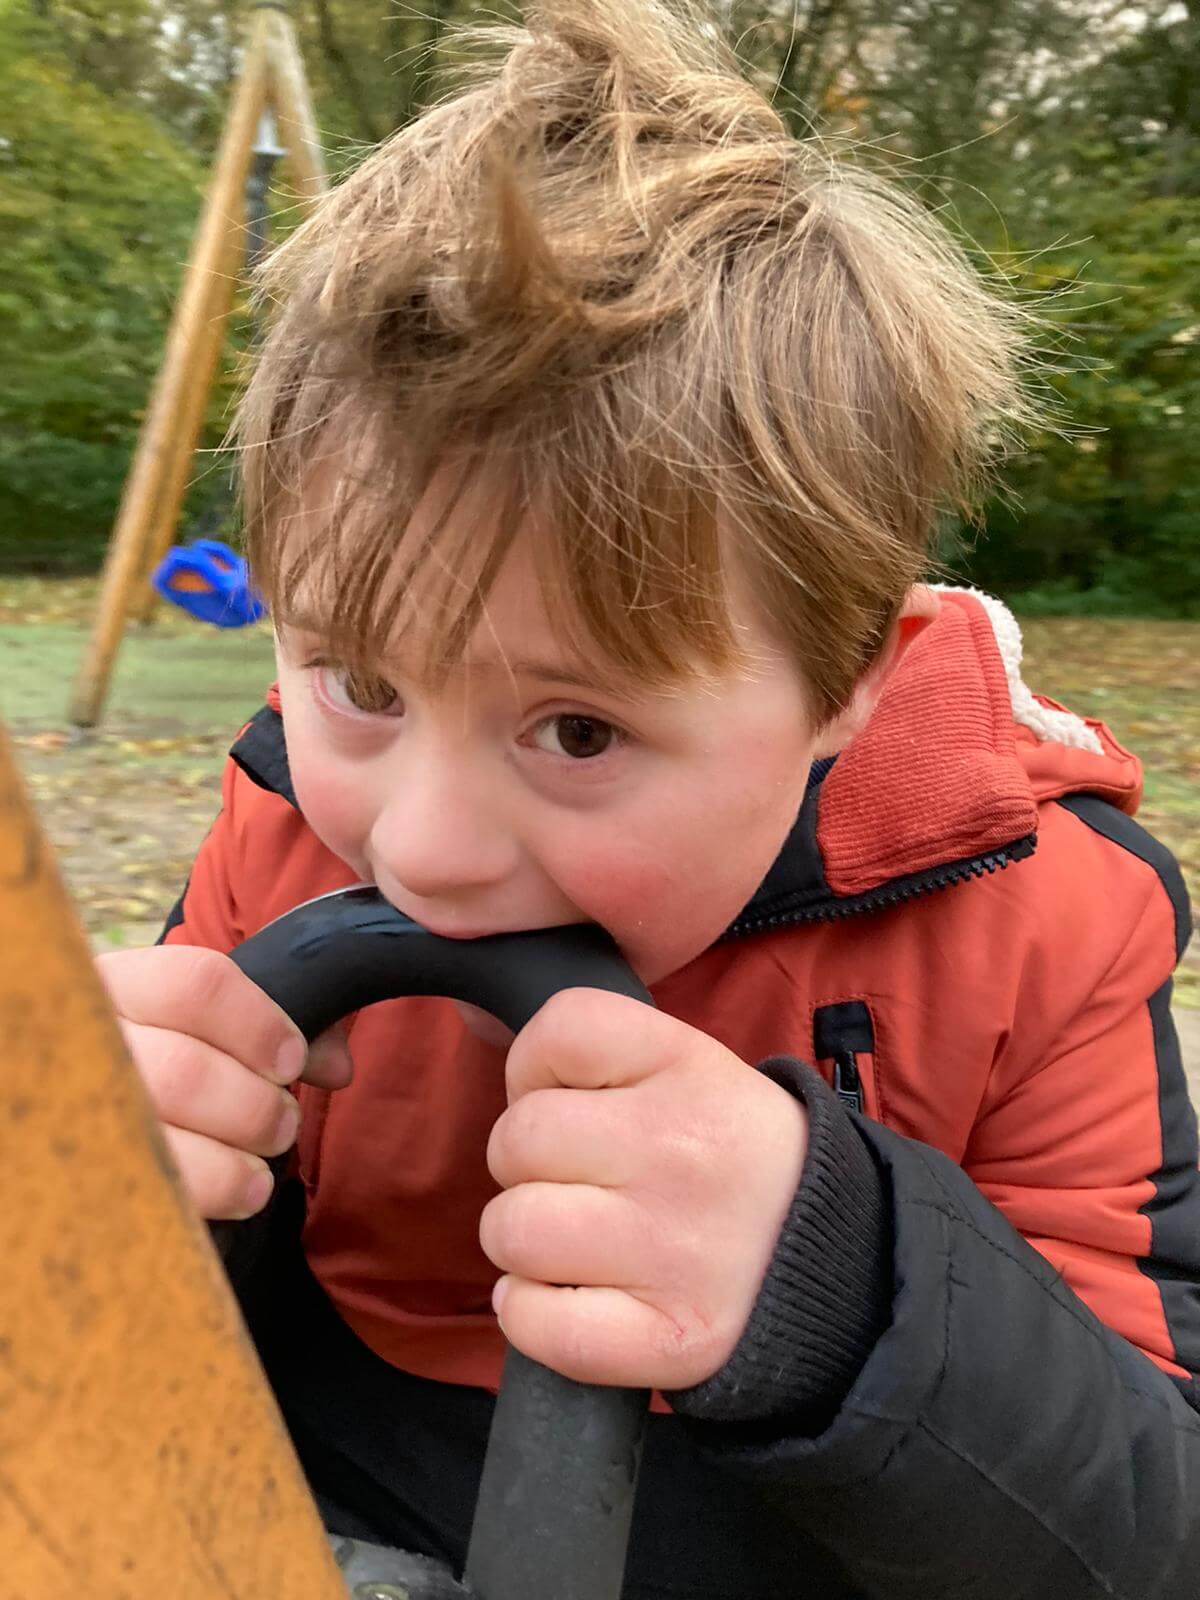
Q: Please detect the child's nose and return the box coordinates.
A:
[367,759,519,903]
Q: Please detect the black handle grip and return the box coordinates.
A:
[224,887,651,1600]
[228,884,650,1038]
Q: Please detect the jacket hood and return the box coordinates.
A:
[730,589,1142,931]
[250,588,1141,928]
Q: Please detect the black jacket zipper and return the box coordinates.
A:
[725,832,1037,940]
[832,1051,862,1113]
[813,1001,876,1116]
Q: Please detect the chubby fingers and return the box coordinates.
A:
[99,946,353,1091]
[120,1019,301,1159]
[480,1178,725,1388]
[505,988,696,1102]
[483,1175,722,1386]
[487,1086,639,1190]
[99,945,309,1082]
[480,1182,649,1289]
[160,1125,276,1221]
[491,1277,721,1391]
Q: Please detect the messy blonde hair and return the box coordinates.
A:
[237,0,1037,721]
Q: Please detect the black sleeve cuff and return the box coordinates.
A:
[667,1058,893,1434]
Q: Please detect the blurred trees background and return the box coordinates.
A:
[0,0,1196,611]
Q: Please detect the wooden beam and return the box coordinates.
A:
[130,201,245,626]
[0,722,348,1596]
[264,7,330,199]
[134,6,330,628]
[68,11,273,728]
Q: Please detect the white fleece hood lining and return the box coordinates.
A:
[931,586,1105,756]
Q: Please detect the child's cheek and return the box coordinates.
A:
[551,847,725,986]
[544,770,804,984]
[565,851,673,936]
[287,737,375,876]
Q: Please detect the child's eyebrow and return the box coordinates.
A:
[502,655,630,694]
[282,625,644,701]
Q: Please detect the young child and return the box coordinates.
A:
[99,1,1200,1593]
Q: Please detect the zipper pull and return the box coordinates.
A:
[832,1050,864,1114]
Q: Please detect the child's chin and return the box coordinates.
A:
[453,1001,517,1049]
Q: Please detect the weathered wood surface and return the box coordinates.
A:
[0,721,347,1598]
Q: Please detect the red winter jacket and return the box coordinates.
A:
[164,589,1200,1598]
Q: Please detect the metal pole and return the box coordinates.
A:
[246,107,287,268]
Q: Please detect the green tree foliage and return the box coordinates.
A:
[951,9,1200,614]
[967,183,1200,615]
[0,0,1196,610]
[0,2,241,567]
[738,0,1200,613]
[17,0,242,147]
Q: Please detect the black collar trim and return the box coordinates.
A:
[231,705,298,810]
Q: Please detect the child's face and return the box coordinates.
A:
[274,536,820,989]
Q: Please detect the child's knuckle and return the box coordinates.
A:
[149,1032,209,1115]
[493,1188,536,1264]
[93,949,123,983]
[480,1197,519,1272]
[652,1307,720,1382]
[551,1299,596,1374]
[532,989,577,1046]
[184,947,237,1015]
[505,1091,549,1156]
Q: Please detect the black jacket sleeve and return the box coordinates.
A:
[669,1061,1200,1600]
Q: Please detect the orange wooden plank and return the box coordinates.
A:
[0,723,347,1597]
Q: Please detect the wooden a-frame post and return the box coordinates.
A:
[0,716,349,1594]
[67,2,328,730]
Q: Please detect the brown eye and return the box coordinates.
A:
[317,665,401,716]
[534,715,616,759]
[343,670,398,714]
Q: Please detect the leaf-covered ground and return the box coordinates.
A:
[4,579,1198,1018]
[1020,618,1199,1008]
[2,580,275,945]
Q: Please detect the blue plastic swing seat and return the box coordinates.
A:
[152,539,267,629]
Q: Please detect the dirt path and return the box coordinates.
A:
[5,616,275,942]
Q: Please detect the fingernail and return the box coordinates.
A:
[273,1094,301,1151]
[241,1165,274,1217]
[274,1037,307,1084]
[492,1276,510,1329]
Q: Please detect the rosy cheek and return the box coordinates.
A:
[551,841,734,985]
[564,851,676,938]
[544,767,804,983]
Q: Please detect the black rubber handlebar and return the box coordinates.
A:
[225,886,652,1600]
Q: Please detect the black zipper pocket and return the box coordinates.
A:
[813,1001,876,1115]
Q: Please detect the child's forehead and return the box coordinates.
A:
[279,539,660,699]
[280,451,781,701]
[284,617,649,700]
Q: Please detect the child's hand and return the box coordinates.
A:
[97,946,352,1221]
[481,990,807,1390]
